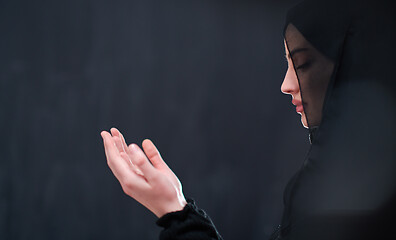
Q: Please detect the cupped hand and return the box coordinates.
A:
[101,128,187,218]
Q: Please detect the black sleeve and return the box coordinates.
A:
[156,199,223,240]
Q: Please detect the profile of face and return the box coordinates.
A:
[282,40,308,128]
[281,24,335,128]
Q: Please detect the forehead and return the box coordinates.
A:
[284,24,310,51]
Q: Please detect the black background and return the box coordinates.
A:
[0,0,309,239]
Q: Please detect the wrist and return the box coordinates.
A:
[157,197,187,218]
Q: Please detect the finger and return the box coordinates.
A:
[110,128,141,163]
[142,139,168,169]
[113,134,125,154]
[110,128,125,153]
[129,143,157,181]
[120,152,145,176]
[110,127,128,152]
[116,142,139,171]
[102,131,150,194]
[108,129,145,175]
[117,129,129,153]
[101,131,130,181]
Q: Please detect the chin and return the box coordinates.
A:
[301,113,309,129]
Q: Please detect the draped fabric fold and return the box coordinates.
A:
[279,0,396,239]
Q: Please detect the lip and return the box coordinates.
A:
[292,99,302,106]
[292,99,304,113]
[296,105,304,113]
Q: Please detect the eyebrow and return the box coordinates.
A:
[286,47,309,59]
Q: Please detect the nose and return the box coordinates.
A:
[281,66,299,95]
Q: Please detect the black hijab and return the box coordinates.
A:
[276,0,396,239]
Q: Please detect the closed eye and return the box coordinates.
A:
[295,61,312,70]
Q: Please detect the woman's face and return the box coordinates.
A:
[281,40,308,128]
[281,24,335,129]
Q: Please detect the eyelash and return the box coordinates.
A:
[295,61,311,70]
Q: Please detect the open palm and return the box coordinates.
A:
[101,128,186,218]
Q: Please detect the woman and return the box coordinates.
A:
[101,0,396,239]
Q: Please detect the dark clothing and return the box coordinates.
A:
[281,0,396,239]
[156,199,223,240]
[157,0,396,239]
